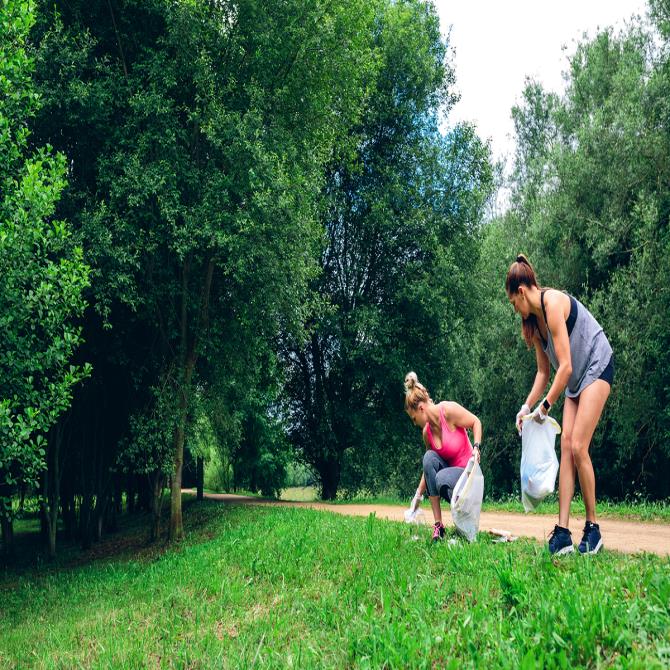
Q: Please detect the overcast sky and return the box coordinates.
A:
[434,0,649,166]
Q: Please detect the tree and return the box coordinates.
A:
[0,0,89,556]
[32,0,380,541]
[282,0,493,499]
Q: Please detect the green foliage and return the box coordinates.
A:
[116,378,176,477]
[0,0,89,521]
[283,0,494,499]
[1,504,669,667]
[472,11,670,499]
[30,0,384,538]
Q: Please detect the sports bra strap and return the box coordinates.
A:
[541,289,577,340]
[540,289,548,324]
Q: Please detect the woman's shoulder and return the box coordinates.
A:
[440,400,461,417]
[543,288,571,314]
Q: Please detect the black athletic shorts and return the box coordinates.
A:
[599,356,614,386]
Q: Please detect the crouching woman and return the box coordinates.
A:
[404,372,482,541]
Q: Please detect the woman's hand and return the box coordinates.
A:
[410,489,423,512]
[516,403,530,435]
[530,398,551,424]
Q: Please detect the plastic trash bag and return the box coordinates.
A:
[520,414,561,512]
[450,450,484,542]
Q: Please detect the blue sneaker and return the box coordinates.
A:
[578,521,603,555]
[548,525,574,555]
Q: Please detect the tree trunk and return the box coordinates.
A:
[80,492,93,550]
[62,491,76,541]
[196,456,204,501]
[126,474,135,513]
[149,471,165,542]
[169,360,193,541]
[0,515,13,556]
[318,458,341,501]
[42,422,64,559]
[169,256,214,541]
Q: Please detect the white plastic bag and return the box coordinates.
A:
[450,450,484,542]
[520,414,561,512]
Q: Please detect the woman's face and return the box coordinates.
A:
[508,287,530,319]
[407,404,427,428]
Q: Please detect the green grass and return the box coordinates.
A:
[277,486,670,523]
[1,501,669,669]
[280,486,318,501]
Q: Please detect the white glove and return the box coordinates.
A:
[530,399,550,424]
[516,403,530,435]
[410,490,423,513]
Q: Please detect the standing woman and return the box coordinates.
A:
[404,372,482,542]
[506,255,613,555]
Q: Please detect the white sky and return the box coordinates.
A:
[435,0,649,166]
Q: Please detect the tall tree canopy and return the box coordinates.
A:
[0,0,89,554]
[282,0,494,499]
[31,0,382,540]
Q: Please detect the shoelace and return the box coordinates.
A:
[432,523,443,539]
[548,525,569,544]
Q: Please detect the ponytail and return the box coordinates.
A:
[506,254,540,348]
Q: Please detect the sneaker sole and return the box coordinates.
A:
[551,544,574,556]
[579,539,603,555]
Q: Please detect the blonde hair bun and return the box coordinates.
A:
[404,371,430,410]
[404,371,419,392]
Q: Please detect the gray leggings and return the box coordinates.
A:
[423,450,464,502]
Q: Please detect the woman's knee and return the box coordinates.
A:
[423,450,440,472]
[435,467,463,500]
[570,440,590,464]
[560,432,573,456]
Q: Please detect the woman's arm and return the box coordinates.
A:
[416,473,426,497]
[443,401,482,445]
[524,336,551,409]
[414,429,431,497]
[542,291,572,407]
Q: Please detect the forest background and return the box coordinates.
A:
[1,0,669,558]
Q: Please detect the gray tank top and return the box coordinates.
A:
[539,290,613,398]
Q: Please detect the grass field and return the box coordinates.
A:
[1,500,669,669]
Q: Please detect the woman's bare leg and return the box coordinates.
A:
[570,380,611,522]
[558,396,578,528]
[429,496,442,524]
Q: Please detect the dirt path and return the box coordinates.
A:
[194,492,670,556]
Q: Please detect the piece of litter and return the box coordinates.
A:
[488,528,519,543]
[404,508,426,525]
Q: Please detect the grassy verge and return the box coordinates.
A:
[1,501,669,669]
[277,487,670,523]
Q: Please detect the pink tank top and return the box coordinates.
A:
[425,404,472,467]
